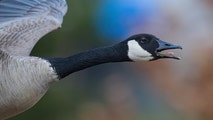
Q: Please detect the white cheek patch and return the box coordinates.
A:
[127,40,153,61]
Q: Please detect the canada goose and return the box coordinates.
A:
[0,0,182,119]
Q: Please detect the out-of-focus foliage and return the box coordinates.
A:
[7,0,213,120]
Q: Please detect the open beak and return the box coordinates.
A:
[156,40,182,60]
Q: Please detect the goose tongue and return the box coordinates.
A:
[158,50,181,60]
[168,51,175,56]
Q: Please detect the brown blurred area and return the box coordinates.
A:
[76,75,139,120]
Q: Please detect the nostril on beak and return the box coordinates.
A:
[165,43,171,46]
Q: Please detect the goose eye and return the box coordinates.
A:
[140,37,149,44]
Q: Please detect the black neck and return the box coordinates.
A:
[45,43,131,79]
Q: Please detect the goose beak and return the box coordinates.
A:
[156,40,182,60]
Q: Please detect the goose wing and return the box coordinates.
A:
[0,0,67,56]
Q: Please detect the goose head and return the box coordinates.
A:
[124,34,182,61]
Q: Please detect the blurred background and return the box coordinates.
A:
[9,0,213,120]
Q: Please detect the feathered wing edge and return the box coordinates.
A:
[0,0,67,56]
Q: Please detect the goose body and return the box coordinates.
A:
[0,0,182,119]
[0,55,57,119]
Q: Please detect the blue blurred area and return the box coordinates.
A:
[93,0,159,41]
